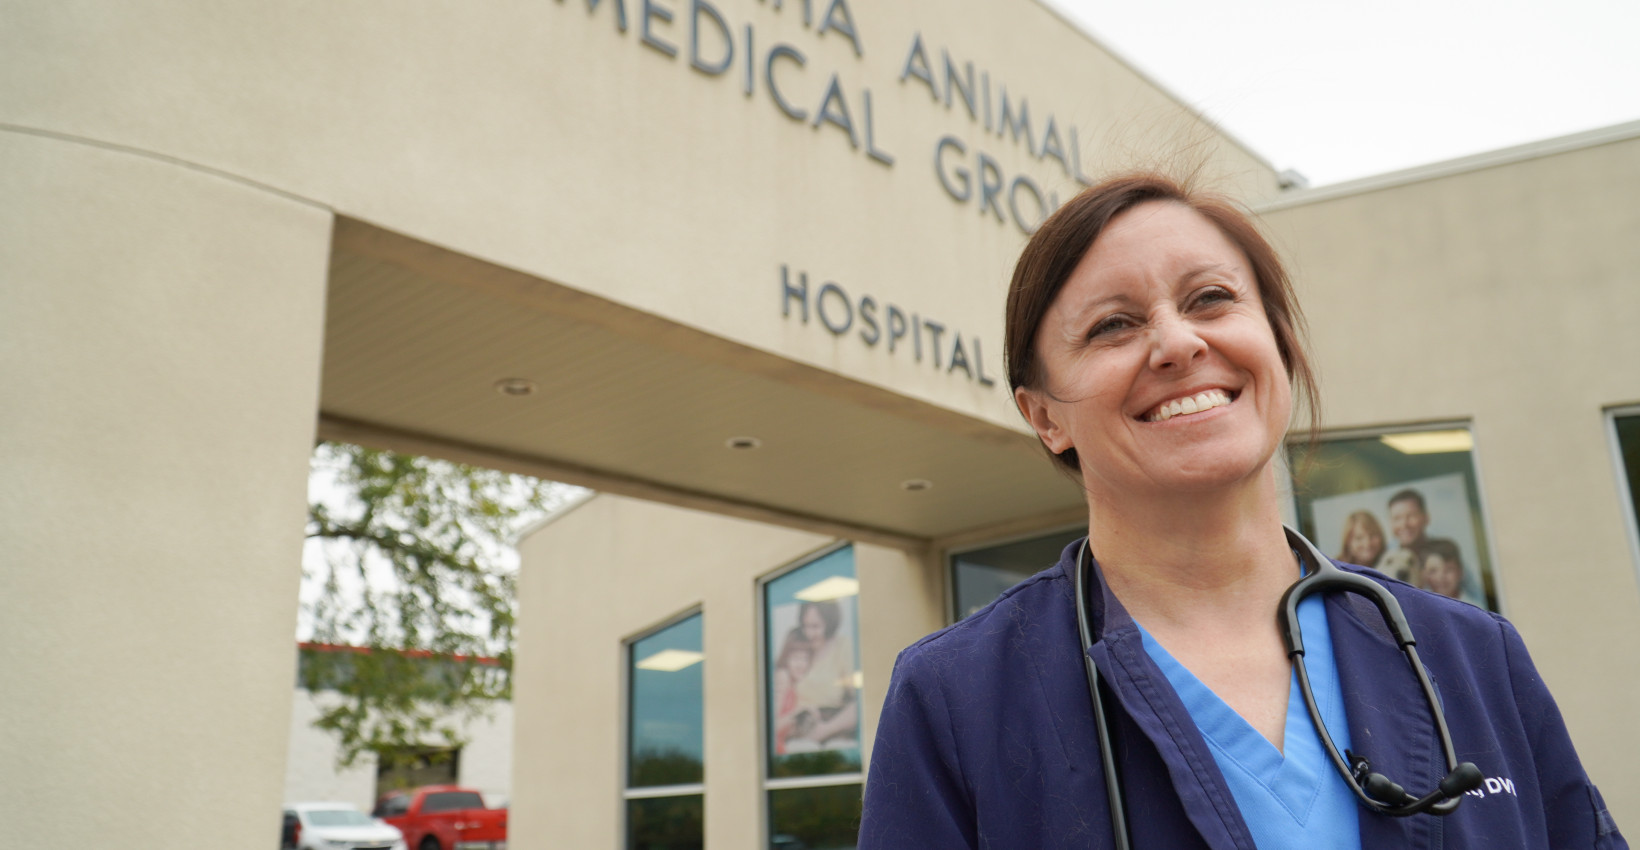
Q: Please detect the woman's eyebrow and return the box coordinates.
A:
[1179,261,1235,282]
[1060,293,1135,327]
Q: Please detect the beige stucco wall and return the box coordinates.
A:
[2,0,1276,433]
[0,131,331,846]
[513,494,941,850]
[1263,133,1640,816]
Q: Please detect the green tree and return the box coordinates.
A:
[302,441,580,768]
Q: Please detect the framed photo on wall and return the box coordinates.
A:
[1289,427,1499,611]
[763,546,863,777]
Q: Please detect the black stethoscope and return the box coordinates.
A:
[1073,525,1484,850]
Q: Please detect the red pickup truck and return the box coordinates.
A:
[372,786,507,850]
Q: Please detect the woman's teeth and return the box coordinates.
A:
[1147,389,1232,422]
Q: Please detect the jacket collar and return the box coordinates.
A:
[1061,541,1260,850]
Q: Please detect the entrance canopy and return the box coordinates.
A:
[322,218,1086,548]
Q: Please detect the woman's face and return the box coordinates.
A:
[1347,525,1384,565]
[800,607,827,644]
[1015,201,1292,502]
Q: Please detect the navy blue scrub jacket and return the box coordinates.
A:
[859,542,1625,849]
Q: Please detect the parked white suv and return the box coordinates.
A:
[282,802,408,850]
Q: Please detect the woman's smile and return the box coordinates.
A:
[1141,388,1236,422]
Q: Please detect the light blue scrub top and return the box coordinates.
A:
[1136,591,1361,849]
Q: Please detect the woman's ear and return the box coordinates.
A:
[1014,385,1074,454]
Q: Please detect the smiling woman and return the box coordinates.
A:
[857,172,1624,850]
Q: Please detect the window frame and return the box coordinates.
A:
[755,541,864,849]
[1605,404,1640,586]
[1285,420,1507,614]
[621,606,706,848]
[943,522,1088,625]
[371,793,408,818]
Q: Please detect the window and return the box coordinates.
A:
[306,809,374,827]
[1609,407,1640,574]
[762,545,862,849]
[422,790,485,813]
[949,527,1087,622]
[371,793,409,818]
[625,611,704,850]
[376,746,460,800]
[1288,426,1498,610]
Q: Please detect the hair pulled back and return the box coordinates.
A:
[1004,172,1319,472]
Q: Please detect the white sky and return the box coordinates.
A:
[1042,0,1640,186]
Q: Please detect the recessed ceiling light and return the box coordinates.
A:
[1379,429,1473,455]
[901,478,933,491]
[726,436,762,450]
[494,378,537,397]
[635,649,704,672]
[795,576,860,601]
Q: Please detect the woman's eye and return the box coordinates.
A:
[1191,286,1235,309]
[1087,316,1132,339]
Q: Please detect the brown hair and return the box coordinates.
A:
[1421,538,1462,566]
[1004,172,1319,472]
[799,600,842,641]
[775,627,814,671]
[1337,509,1386,567]
[1388,488,1428,514]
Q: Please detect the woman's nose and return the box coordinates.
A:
[1147,315,1208,371]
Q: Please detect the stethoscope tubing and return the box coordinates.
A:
[1073,538,1131,850]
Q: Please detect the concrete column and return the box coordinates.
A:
[855,542,944,772]
[0,130,332,847]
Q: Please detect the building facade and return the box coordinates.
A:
[2,1,1637,848]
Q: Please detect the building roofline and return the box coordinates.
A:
[1255,118,1640,213]
[515,488,599,540]
[1025,0,1281,178]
